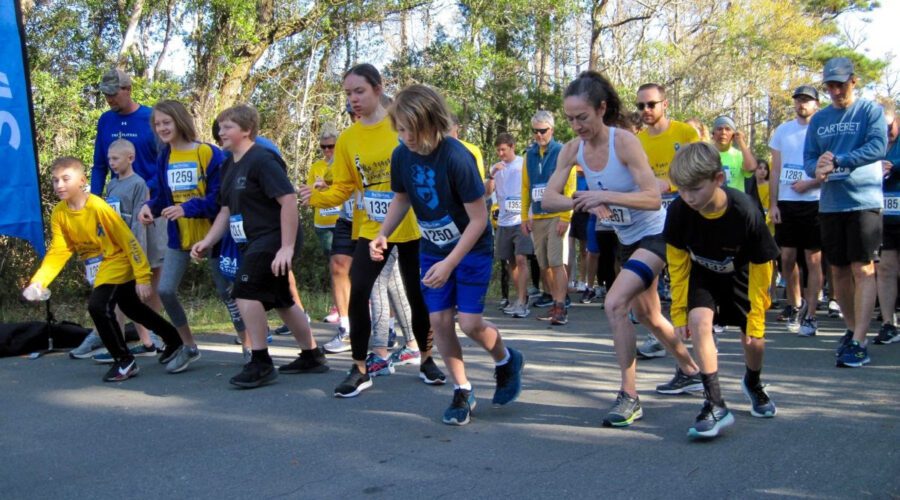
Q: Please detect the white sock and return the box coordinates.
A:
[455,382,473,391]
[339,316,349,330]
[495,348,511,366]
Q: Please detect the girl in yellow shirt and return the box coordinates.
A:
[24,158,182,382]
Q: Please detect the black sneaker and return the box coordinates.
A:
[688,400,734,439]
[776,304,794,322]
[419,356,447,385]
[603,391,643,427]
[442,388,477,426]
[874,323,900,345]
[158,343,181,365]
[279,347,330,374]
[334,365,372,397]
[230,361,278,388]
[741,376,777,417]
[273,325,292,336]
[656,367,703,394]
[835,330,853,357]
[103,358,139,382]
[580,288,596,304]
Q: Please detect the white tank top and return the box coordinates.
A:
[577,127,666,245]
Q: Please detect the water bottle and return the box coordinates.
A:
[23,284,51,302]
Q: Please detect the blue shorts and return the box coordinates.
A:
[420,251,493,314]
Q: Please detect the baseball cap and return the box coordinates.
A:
[712,116,736,130]
[100,68,132,95]
[822,57,854,84]
[792,85,819,101]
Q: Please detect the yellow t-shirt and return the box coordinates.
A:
[308,159,340,229]
[459,139,485,179]
[637,120,700,187]
[31,194,150,288]
[167,144,214,248]
[756,182,775,234]
[309,117,419,242]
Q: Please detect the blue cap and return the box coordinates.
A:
[823,57,854,83]
[792,85,819,101]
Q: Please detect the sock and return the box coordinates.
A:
[495,348,511,366]
[339,317,349,330]
[251,348,272,365]
[701,371,725,407]
[745,366,761,388]
[454,382,473,391]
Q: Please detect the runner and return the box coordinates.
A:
[874,100,900,345]
[711,116,757,192]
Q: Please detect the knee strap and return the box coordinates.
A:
[623,259,654,290]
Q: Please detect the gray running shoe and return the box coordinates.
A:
[508,301,530,318]
[741,376,777,418]
[166,345,201,373]
[636,334,666,359]
[874,323,900,344]
[603,391,643,427]
[656,367,703,394]
[688,400,734,439]
[69,330,105,359]
[323,327,351,354]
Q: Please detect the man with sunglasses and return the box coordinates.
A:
[634,83,701,363]
[804,57,887,367]
[521,110,577,325]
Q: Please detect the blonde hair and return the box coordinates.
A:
[108,138,135,156]
[388,84,452,155]
[152,100,198,143]
[217,104,259,140]
[669,142,722,188]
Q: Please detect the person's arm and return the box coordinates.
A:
[128,182,149,252]
[734,130,757,172]
[746,261,774,338]
[540,141,577,213]
[191,206,230,259]
[573,132,661,211]
[99,202,151,285]
[803,115,824,179]
[520,157,532,216]
[305,138,356,207]
[180,144,223,219]
[422,198,488,289]
[377,191,412,241]
[835,104,888,169]
[271,193,299,277]
[667,243,691,329]
[90,121,109,195]
[29,209,74,288]
[557,166,577,224]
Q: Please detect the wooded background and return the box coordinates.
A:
[2,0,896,310]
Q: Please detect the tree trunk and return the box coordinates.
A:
[589,0,609,71]
[117,0,145,64]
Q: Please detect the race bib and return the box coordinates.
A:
[106,196,121,216]
[531,184,546,202]
[84,256,102,285]
[601,205,632,226]
[229,214,247,243]
[661,193,678,211]
[319,206,341,217]
[885,192,900,216]
[167,162,199,192]
[780,163,805,184]
[342,199,354,215]
[504,196,522,214]
[689,250,735,274]
[723,167,732,184]
[364,190,393,223]
[826,165,850,182]
[418,215,461,247]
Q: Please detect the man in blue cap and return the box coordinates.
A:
[804,57,888,367]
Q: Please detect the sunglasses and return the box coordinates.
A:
[532,127,550,135]
[636,101,661,111]
[320,144,335,150]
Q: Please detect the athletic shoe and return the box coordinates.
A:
[533,293,554,308]
[777,304,793,322]
[550,303,568,325]
[874,323,900,345]
[688,400,734,439]
[536,304,555,321]
[443,388,477,425]
[334,365,372,397]
[602,391,643,427]
[323,327,351,354]
[741,376,777,418]
[230,361,278,388]
[390,346,421,366]
[828,299,842,318]
[713,324,726,335]
[365,352,395,377]
[103,358,139,382]
[835,330,853,357]
[165,345,201,374]
[419,356,447,385]
[323,306,340,324]
[267,331,274,343]
[595,286,607,302]
[273,325,292,336]
[242,348,251,363]
[502,300,519,315]
[580,288,597,304]
[93,343,158,364]
[492,348,524,406]
[497,298,510,310]
[637,334,666,359]
[69,330,105,359]
[527,286,542,299]
[786,301,804,333]
[564,295,572,309]
[836,341,870,368]
[656,367,703,395]
[508,301,530,318]
[799,316,818,337]
[158,343,181,365]
[279,347,329,374]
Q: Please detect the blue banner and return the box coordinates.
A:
[0,0,45,257]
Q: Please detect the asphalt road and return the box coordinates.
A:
[1,299,898,499]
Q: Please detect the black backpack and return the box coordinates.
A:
[0,320,91,358]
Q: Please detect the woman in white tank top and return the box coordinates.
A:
[542,71,701,429]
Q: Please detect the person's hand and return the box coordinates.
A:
[191,240,210,260]
[572,190,606,212]
[591,204,613,220]
[161,205,185,221]
[657,178,671,194]
[313,177,328,190]
[556,220,569,237]
[790,179,817,194]
[271,246,294,277]
[883,160,893,177]
[136,283,152,302]
[22,283,49,302]
[815,152,835,181]
[769,204,781,224]
[490,162,505,177]
[138,204,154,225]
[422,259,453,289]
[297,185,313,205]
[675,325,690,340]
[369,235,389,262]
[733,129,749,148]
[521,218,533,235]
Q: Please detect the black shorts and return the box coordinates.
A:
[232,252,295,310]
[330,218,355,257]
[882,223,900,252]
[569,211,590,241]
[617,233,667,264]
[820,210,881,266]
[688,268,751,334]
[774,201,821,250]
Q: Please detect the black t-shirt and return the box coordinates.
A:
[218,144,296,252]
[664,187,779,275]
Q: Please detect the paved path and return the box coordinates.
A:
[1,300,898,499]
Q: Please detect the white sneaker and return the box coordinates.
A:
[636,334,666,359]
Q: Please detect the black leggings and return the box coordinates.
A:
[88,281,182,362]
[349,238,432,361]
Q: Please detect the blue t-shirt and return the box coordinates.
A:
[882,139,900,224]
[390,137,492,257]
[91,105,158,196]
[803,98,887,213]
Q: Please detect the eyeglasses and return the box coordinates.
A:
[636,101,661,111]
[532,127,550,135]
[320,144,335,150]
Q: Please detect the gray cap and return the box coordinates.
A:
[712,116,736,130]
[792,85,819,101]
[99,68,132,95]
[823,57,854,84]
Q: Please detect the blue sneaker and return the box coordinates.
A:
[533,293,554,308]
[492,348,524,406]
[688,400,734,439]
[836,340,870,367]
[835,330,854,357]
[741,376,776,417]
[365,352,395,377]
[442,388,476,426]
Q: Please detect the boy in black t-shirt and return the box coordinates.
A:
[192,105,327,388]
[665,142,780,439]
